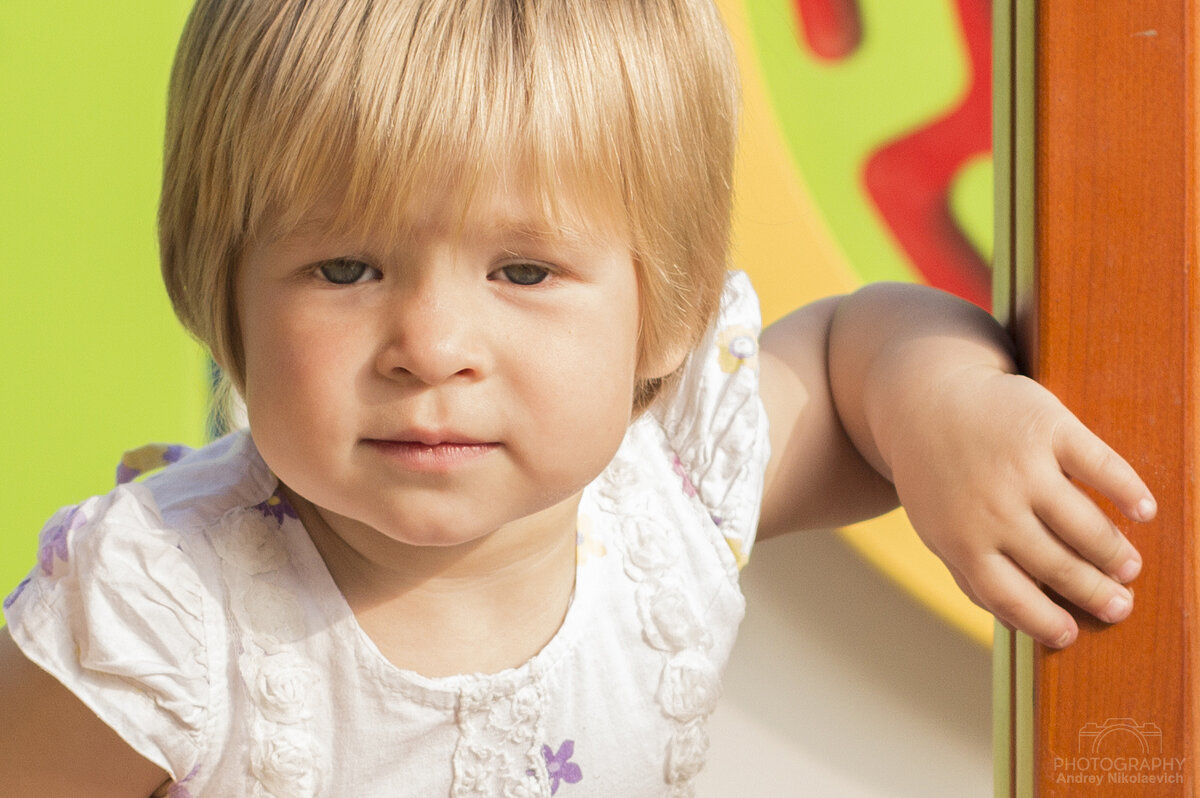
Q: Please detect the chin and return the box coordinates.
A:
[370,516,495,549]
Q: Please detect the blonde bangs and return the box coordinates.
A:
[161,0,739,410]
[247,2,637,251]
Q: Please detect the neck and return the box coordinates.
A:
[283,485,580,676]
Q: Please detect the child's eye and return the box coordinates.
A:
[317,259,379,285]
[492,263,551,286]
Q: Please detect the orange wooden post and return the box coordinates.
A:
[994,1,1199,795]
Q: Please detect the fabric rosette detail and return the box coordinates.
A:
[502,780,541,798]
[636,580,712,653]
[657,651,721,722]
[250,723,323,798]
[451,681,550,797]
[487,684,541,746]
[246,651,318,725]
[235,580,307,649]
[214,505,326,797]
[617,503,723,796]
[665,718,710,796]
[622,517,683,581]
[212,512,289,576]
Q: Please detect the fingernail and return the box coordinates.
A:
[1135,497,1157,522]
[1052,629,1076,649]
[1115,556,1142,583]
[1103,591,1133,622]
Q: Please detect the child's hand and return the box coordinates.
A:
[885,364,1155,649]
[819,282,1156,649]
[765,282,1155,649]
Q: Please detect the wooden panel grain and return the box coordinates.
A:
[1015,1,1197,794]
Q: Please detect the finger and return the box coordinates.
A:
[1054,418,1156,523]
[968,554,1079,649]
[944,561,982,608]
[1033,475,1142,583]
[1001,513,1134,625]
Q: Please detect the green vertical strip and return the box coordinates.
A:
[992,0,1015,327]
[991,1,1016,793]
[1012,2,1038,795]
[992,2,1037,795]
[1013,0,1037,338]
[993,624,1014,796]
[1015,632,1035,798]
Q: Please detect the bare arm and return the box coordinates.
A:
[758,282,1155,648]
[757,295,898,537]
[0,627,169,797]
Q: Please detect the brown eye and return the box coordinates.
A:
[318,259,377,285]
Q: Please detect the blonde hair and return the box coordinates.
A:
[159,0,739,416]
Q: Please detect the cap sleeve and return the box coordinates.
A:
[651,270,770,566]
[3,484,214,781]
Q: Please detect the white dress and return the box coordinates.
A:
[4,272,769,798]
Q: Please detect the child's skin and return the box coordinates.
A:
[240,180,643,677]
[0,169,1153,796]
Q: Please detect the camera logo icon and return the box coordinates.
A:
[1078,719,1163,755]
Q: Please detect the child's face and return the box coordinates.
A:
[235,175,641,550]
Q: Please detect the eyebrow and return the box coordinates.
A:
[270,200,612,252]
[484,218,596,246]
[278,213,341,241]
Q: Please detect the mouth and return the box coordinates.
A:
[362,434,499,472]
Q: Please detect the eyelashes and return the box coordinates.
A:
[317,259,380,285]
[490,262,550,286]
[315,259,553,287]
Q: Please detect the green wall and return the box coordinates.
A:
[0,2,207,597]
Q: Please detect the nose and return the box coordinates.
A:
[375,279,485,385]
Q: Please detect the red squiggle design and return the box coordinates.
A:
[792,0,862,61]
[862,0,992,309]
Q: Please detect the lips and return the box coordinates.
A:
[361,433,499,472]
[370,428,490,447]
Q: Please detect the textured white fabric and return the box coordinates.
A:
[5,271,769,798]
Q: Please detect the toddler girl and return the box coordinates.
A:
[0,0,1153,796]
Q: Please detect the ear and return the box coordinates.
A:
[635,337,692,382]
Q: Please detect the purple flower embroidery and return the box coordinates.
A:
[4,577,30,610]
[167,765,200,797]
[37,505,88,577]
[255,490,299,525]
[716,326,759,373]
[116,443,189,485]
[672,455,697,498]
[542,740,582,794]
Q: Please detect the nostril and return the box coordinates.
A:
[378,337,481,385]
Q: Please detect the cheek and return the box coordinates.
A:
[240,310,344,421]
[239,316,291,411]
[534,321,639,435]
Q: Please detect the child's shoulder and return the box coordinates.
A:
[135,429,278,529]
[3,489,219,789]
[5,431,272,606]
[651,270,762,424]
[648,271,768,522]
[4,430,277,622]
[0,431,284,779]
[591,271,770,570]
